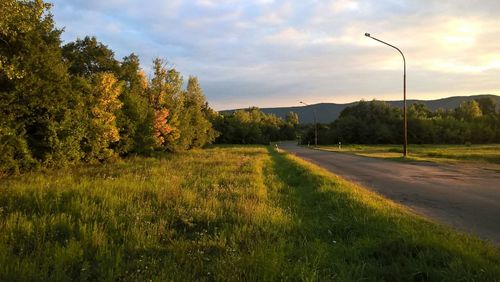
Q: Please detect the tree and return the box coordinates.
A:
[147,58,182,150]
[180,76,217,149]
[0,0,51,80]
[0,1,219,175]
[0,0,81,173]
[280,111,299,140]
[408,103,431,119]
[286,111,299,126]
[475,97,497,116]
[323,100,400,145]
[62,36,120,77]
[213,108,294,144]
[116,53,155,154]
[81,73,123,161]
[455,100,482,121]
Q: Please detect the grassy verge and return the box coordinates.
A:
[0,146,499,280]
[317,144,500,166]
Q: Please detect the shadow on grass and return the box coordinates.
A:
[266,147,500,281]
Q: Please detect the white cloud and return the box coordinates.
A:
[264,27,309,45]
[50,0,500,110]
[331,0,360,14]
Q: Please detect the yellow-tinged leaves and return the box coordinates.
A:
[87,72,123,159]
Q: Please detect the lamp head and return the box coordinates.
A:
[364,32,370,37]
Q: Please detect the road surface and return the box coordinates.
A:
[279,142,500,244]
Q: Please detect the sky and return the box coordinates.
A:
[50,0,500,110]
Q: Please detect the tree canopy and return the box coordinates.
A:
[301,98,500,145]
[0,0,219,175]
[212,108,297,144]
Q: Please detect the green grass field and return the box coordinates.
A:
[317,144,500,166]
[1,146,499,281]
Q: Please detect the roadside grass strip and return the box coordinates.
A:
[317,144,500,165]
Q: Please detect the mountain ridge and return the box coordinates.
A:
[221,94,500,124]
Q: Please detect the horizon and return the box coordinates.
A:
[218,93,499,111]
[51,1,500,110]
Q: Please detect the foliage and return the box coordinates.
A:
[285,111,299,126]
[212,108,297,144]
[455,100,482,121]
[0,147,499,280]
[153,109,173,146]
[62,36,120,77]
[0,0,52,79]
[302,98,500,145]
[0,0,82,174]
[115,54,154,155]
[83,73,123,161]
[0,0,218,175]
[177,76,218,150]
[475,97,497,116]
[148,59,181,149]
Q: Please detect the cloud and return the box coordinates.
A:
[50,0,500,110]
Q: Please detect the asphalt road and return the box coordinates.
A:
[279,142,500,244]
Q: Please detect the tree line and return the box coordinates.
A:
[212,108,298,144]
[0,0,303,175]
[0,0,217,175]
[301,98,500,145]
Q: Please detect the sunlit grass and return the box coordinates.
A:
[0,146,499,280]
[318,144,500,166]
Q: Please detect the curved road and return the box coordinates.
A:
[279,142,500,244]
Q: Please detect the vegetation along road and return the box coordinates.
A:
[279,142,500,244]
[2,146,500,280]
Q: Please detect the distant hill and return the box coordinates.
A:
[221,94,500,124]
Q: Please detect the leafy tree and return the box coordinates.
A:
[322,100,400,145]
[0,1,219,175]
[81,73,123,161]
[286,111,299,126]
[116,53,154,154]
[475,97,497,116]
[408,103,431,119]
[213,108,296,144]
[147,58,182,150]
[303,98,500,145]
[62,36,120,77]
[0,0,81,173]
[0,0,51,79]
[179,76,218,149]
[455,100,482,121]
[280,111,299,139]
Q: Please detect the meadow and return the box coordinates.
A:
[1,146,499,281]
[317,144,500,166]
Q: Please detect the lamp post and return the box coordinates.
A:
[300,101,318,146]
[365,33,407,157]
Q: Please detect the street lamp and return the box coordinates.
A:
[300,101,318,146]
[365,33,408,157]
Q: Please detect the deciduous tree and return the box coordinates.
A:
[0,0,81,173]
[82,72,123,161]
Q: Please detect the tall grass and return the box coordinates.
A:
[0,146,499,281]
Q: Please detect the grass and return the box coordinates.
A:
[317,144,500,166]
[0,146,499,281]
